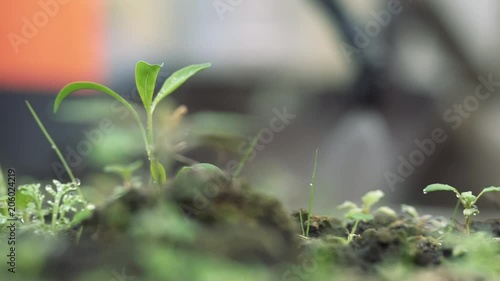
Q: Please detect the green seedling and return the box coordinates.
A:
[299,149,319,240]
[338,190,385,242]
[18,181,93,235]
[423,184,500,235]
[54,61,211,186]
[26,101,83,197]
[104,160,143,190]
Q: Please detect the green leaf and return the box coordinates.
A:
[104,160,143,175]
[475,186,500,203]
[55,82,131,114]
[338,201,358,210]
[463,206,479,217]
[481,186,500,193]
[150,159,167,185]
[53,81,148,151]
[460,191,476,206]
[350,213,374,222]
[401,204,419,219]
[361,190,384,211]
[151,63,211,113]
[423,183,459,195]
[69,208,94,228]
[135,61,162,111]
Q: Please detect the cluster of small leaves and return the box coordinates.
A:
[423,184,500,234]
[337,190,393,242]
[18,180,93,235]
[338,190,386,222]
[54,61,211,186]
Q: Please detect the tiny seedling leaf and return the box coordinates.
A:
[361,190,384,211]
[401,204,419,219]
[350,213,374,222]
[475,186,500,203]
[463,206,479,217]
[481,186,500,193]
[423,184,459,194]
[135,61,162,110]
[54,82,138,116]
[338,201,358,210]
[150,159,167,185]
[151,63,211,113]
[460,191,476,206]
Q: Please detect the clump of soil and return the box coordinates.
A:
[38,165,500,281]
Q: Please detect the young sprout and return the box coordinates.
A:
[298,149,319,240]
[54,61,211,187]
[338,190,384,242]
[423,184,500,235]
[104,160,143,190]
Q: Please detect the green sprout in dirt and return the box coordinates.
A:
[18,181,94,235]
[299,149,319,240]
[423,184,500,235]
[54,61,211,186]
[338,190,385,242]
[104,160,143,191]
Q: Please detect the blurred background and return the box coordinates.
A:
[2,0,500,215]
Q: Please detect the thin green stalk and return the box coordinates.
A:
[146,110,154,158]
[299,209,305,236]
[445,198,461,234]
[305,149,319,237]
[349,219,361,242]
[232,134,260,179]
[465,216,471,235]
[25,101,84,198]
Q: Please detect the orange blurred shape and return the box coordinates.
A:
[0,0,106,92]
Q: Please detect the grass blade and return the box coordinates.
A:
[25,101,84,198]
[151,63,211,113]
[305,148,319,237]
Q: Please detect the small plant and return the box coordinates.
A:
[298,149,319,240]
[104,160,143,191]
[18,181,93,235]
[54,61,211,186]
[338,190,385,242]
[423,184,500,235]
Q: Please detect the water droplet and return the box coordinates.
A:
[423,191,427,194]
[473,213,477,216]
[74,178,81,186]
[456,194,459,198]
[20,218,25,224]
[51,145,56,149]
[309,183,313,187]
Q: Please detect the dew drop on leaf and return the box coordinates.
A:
[74,178,81,186]
[423,191,427,194]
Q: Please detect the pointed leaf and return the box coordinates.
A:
[55,82,134,114]
[54,81,148,149]
[135,61,162,110]
[481,186,500,193]
[151,63,211,112]
[475,186,500,203]
[361,190,384,210]
[150,159,167,185]
[423,184,459,194]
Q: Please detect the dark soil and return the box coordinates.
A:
[38,172,500,281]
